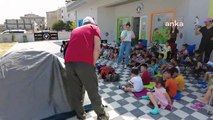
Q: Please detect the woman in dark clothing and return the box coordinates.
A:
[169,25,179,43]
[195,18,213,63]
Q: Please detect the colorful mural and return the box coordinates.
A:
[151,12,174,44]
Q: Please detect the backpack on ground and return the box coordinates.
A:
[105,73,120,82]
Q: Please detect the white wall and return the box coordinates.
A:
[58,32,70,40]
[97,7,116,42]
[0,33,34,42]
[74,2,99,23]
[183,0,210,49]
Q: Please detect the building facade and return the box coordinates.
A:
[0,24,5,32]
[46,10,59,30]
[4,14,45,31]
[46,6,72,30]
[20,14,45,31]
[66,0,212,49]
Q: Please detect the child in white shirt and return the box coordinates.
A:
[121,69,144,92]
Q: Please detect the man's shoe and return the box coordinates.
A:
[97,113,109,120]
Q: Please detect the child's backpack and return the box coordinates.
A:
[96,64,106,74]
[105,73,120,82]
[100,66,115,79]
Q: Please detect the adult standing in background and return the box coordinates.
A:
[115,22,135,68]
[169,25,179,43]
[65,16,109,120]
[195,17,213,63]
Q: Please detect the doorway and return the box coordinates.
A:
[132,17,140,46]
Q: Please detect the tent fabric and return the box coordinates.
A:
[0,50,70,120]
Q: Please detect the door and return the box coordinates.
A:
[132,17,140,46]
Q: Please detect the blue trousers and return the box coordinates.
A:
[117,41,131,65]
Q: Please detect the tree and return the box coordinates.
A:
[70,21,77,30]
[52,20,65,31]
[64,21,71,31]
[64,20,77,31]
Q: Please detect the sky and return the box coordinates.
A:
[0,0,65,24]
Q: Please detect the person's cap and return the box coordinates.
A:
[204,17,213,23]
[83,16,95,25]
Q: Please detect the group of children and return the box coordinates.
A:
[120,66,184,115]
[99,39,213,115]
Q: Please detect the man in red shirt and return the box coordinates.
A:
[140,64,151,85]
[65,16,109,120]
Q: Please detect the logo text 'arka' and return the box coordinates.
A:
[165,20,184,27]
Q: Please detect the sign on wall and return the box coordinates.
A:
[34,32,58,41]
[78,19,83,27]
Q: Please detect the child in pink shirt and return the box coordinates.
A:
[142,76,172,115]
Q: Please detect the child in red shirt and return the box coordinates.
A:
[141,64,151,85]
[163,69,178,98]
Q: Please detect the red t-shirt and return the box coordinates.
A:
[165,78,178,98]
[65,24,101,65]
[141,71,151,85]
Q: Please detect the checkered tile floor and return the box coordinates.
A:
[52,42,213,120]
[66,58,213,120]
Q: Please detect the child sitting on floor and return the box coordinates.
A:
[142,49,149,59]
[191,85,213,111]
[171,59,181,74]
[146,60,155,80]
[113,49,118,62]
[141,64,151,85]
[163,69,178,98]
[171,67,185,100]
[142,76,172,115]
[151,59,159,74]
[198,85,213,104]
[172,67,185,91]
[128,53,137,68]
[137,41,143,49]
[162,41,171,60]
[177,44,188,61]
[119,69,144,92]
[158,53,167,67]
[204,72,213,87]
